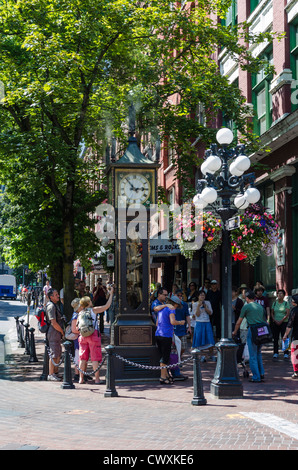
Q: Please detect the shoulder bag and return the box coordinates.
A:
[250,322,272,345]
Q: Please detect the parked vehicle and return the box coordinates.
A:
[0,274,17,300]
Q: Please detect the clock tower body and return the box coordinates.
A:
[106,134,160,381]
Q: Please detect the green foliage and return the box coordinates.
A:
[0,0,280,278]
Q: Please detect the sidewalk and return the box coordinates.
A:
[0,312,298,451]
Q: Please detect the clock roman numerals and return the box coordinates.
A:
[119,173,151,204]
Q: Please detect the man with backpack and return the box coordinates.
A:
[46,288,65,381]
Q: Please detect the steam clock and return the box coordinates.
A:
[106,107,160,380]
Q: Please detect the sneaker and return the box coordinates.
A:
[200,356,206,363]
[273,353,278,360]
[47,374,61,382]
[283,353,289,360]
[210,356,217,362]
[292,372,298,379]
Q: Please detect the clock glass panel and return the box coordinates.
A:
[126,236,143,310]
[116,170,154,206]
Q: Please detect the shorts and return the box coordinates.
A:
[79,331,102,362]
[155,336,172,365]
[178,335,188,350]
[47,325,62,358]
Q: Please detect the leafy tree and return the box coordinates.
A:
[0,0,280,318]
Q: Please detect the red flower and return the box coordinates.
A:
[232,252,247,261]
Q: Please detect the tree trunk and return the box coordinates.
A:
[63,216,75,321]
[48,260,63,293]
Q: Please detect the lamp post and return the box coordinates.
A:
[193,128,260,398]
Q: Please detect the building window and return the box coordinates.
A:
[222,0,238,27]
[166,136,176,168]
[259,183,275,214]
[222,79,239,141]
[250,0,262,14]
[290,19,298,112]
[252,49,273,135]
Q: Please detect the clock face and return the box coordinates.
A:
[119,173,151,204]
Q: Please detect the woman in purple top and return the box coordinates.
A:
[155,295,185,385]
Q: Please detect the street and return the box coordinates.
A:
[0,298,28,335]
[0,299,298,453]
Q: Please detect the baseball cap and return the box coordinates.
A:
[168,294,182,305]
[210,280,217,284]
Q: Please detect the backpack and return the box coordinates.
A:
[35,307,50,334]
[76,308,95,337]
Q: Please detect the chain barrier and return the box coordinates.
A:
[47,343,195,372]
[114,353,194,370]
[46,346,65,367]
[46,334,211,377]
[69,351,107,376]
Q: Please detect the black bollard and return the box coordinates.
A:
[14,316,24,348]
[191,348,207,406]
[18,319,25,348]
[61,341,75,389]
[14,316,20,340]
[28,328,38,363]
[40,339,49,380]
[104,345,118,397]
[24,323,30,355]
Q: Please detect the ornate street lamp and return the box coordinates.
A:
[193,128,260,399]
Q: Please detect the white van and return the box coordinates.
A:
[0,274,17,300]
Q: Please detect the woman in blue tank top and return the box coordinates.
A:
[155,295,185,385]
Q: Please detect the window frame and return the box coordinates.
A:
[252,49,273,136]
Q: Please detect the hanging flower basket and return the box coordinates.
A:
[230,205,279,265]
[174,208,223,260]
[174,203,279,265]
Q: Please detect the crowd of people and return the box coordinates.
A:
[150,278,298,384]
[44,277,114,383]
[40,274,298,385]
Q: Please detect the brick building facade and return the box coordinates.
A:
[154,0,298,298]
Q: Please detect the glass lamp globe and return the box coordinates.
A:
[229,161,244,176]
[201,160,215,175]
[216,128,234,145]
[193,193,208,208]
[244,187,260,204]
[234,155,251,172]
[234,194,249,209]
[200,187,218,204]
[205,155,222,172]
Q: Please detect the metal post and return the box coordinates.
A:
[14,316,25,348]
[191,348,207,406]
[210,208,243,399]
[61,341,75,389]
[40,339,49,381]
[24,323,30,355]
[28,327,38,363]
[18,319,25,348]
[104,345,118,397]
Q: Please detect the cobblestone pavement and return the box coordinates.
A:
[0,313,297,452]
